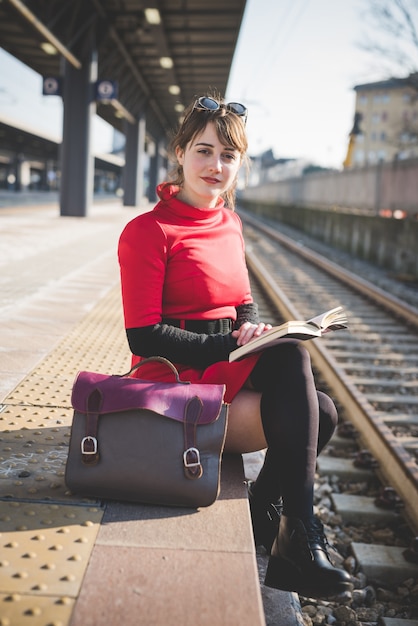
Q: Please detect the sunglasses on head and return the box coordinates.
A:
[193,96,248,124]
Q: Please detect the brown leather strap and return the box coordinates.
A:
[183,395,203,480]
[81,388,102,465]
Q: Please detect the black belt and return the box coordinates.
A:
[162,318,233,335]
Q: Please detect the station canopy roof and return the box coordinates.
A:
[0,0,247,140]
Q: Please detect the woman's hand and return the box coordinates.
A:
[232,321,272,346]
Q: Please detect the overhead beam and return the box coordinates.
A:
[7,0,82,69]
[109,99,136,124]
[91,0,169,130]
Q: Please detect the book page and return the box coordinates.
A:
[307,306,347,331]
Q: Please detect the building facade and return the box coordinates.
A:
[350,72,418,166]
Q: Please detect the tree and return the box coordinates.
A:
[359,0,418,79]
[356,1,418,160]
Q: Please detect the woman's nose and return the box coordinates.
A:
[208,156,222,172]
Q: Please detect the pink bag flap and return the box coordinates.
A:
[71,371,227,425]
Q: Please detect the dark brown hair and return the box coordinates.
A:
[165,93,249,209]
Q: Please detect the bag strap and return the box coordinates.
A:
[119,356,189,383]
[183,396,204,480]
[81,388,102,465]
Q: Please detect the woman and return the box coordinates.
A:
[118,94,352,599]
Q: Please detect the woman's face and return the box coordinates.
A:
[175,122,242,208]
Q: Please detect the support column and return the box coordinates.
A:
[123,115,146,207]
[60,28,97,217]
[40,160,48,190]
[13,154,23,191]
[44,160,57,190]
[147,138,165,202]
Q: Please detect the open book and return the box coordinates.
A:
[229,306,347,363]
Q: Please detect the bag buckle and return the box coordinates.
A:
[81,436,98,455]
[183,447,203,480]
[183,447,201,467]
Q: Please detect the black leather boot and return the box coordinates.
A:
[264,515,353,598]
[247,481,282,553]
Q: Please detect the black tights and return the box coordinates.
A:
[249,341,338,521]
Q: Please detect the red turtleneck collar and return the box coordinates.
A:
[156,182,225,212]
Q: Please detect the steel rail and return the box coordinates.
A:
[242,211,418,330]
[245,246,418,535]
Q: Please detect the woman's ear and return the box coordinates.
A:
[175,146,184,165]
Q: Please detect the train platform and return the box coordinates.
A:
[0,199,301,625]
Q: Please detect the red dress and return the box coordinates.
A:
[118,184,260,402]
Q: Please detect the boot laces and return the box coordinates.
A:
[267,498,283,523]
[305,516,330,552]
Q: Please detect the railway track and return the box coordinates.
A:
[239,210,418,620]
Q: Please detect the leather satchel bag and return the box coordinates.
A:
[65,357,228,508]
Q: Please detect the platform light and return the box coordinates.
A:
[40,41,58,55]
[160,56,173,69]
[175,103,185,113]
[169,85,180,95]
[111,100,136,124]
[144,8,161,24]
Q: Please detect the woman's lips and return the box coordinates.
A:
[201,176,220,184]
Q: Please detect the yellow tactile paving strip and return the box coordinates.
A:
[0,593,74,626]
[0,287,130,503]
[0,285,130,624]
[0,502,103,596]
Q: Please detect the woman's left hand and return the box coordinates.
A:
[232,322,272,346]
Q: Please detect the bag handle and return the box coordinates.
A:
[120,356,190,384]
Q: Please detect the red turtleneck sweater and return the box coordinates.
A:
[118,184,259,402]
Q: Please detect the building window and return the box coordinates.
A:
[359,95,367,105]
[381,111,387,122]
[372,93,390,104]
[400,132,414,143]
[380,131,386,141]
[372,113,380,124]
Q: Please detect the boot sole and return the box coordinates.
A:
[264,554,353,599]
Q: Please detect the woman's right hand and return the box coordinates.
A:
[232,321,272,346]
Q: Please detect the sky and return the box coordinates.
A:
[0,0,410,169]
[0,47,112,154]
[225,0,402,168]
